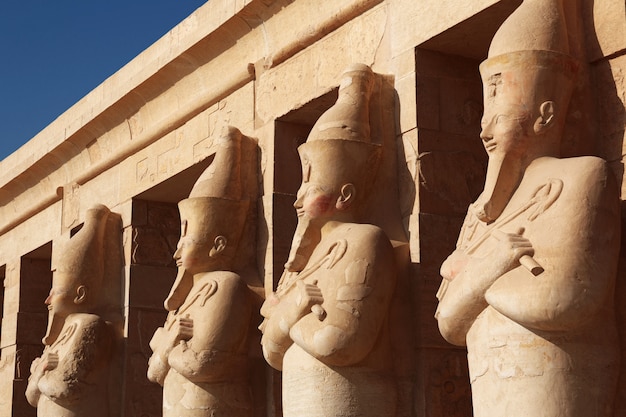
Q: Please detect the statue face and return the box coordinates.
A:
[473,73,537,222]
[294,181,337,224]
[480,73,532,159]
[45,277,78,318]
[480,109,531,156]
[173,235,214,275]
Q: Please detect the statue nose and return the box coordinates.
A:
[294,188,305,209]
[480,116,494,142]
[480,125,494,142]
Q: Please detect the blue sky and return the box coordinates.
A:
[0,0,207,162]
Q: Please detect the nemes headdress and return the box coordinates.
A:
[298,63,382,197]
[479,0,578,114]
[164,127,250,311]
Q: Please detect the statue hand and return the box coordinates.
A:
[294,280,324,316]
[489,228,534,273]
[175,316,194,341]
[42,352,59,371]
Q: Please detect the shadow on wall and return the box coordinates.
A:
[582,0,626,415]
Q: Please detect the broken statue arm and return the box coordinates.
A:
[29,314,112,406]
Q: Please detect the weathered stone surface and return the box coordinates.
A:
[415,348,472,417]
[255,5,388,126]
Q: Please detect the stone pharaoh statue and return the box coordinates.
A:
[260,63,398,417]
[435,1,621,416]
[147,127,255,417]
[26,205,120,417]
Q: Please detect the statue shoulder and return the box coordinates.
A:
[195,270,248,295]
[530,156,616,199]
[557,156,616,194]
[55,314,112,356]
[548,156,611,179]
[65,313,105,328]
[338,222,389,242]
[335,223,394,262]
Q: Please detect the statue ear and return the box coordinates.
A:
[209,235,227,257]
[533,101,555,134]
[74,285,87,304]
[336,183,356,210]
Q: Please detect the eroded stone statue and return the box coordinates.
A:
[147,127,256,417]
[435,1,621,416]
[26,205,120,417]
[260,64,398,417]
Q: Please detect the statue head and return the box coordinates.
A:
[285,64,381,272]
[295,140,381,223]
[44,204,116,344]
[164,127,249,311]
[473,0,578,222]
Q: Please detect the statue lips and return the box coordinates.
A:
[484,142,497,152]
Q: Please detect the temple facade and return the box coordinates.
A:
[0,0,624,416]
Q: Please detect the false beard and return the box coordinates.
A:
[284,216,322,273]
[163,267,194,312]
[472,153,524,223]
[42,311,65,346]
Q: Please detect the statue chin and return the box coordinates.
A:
[284,217,321,273]
[474,154,524,223]
[42,312,65,345]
